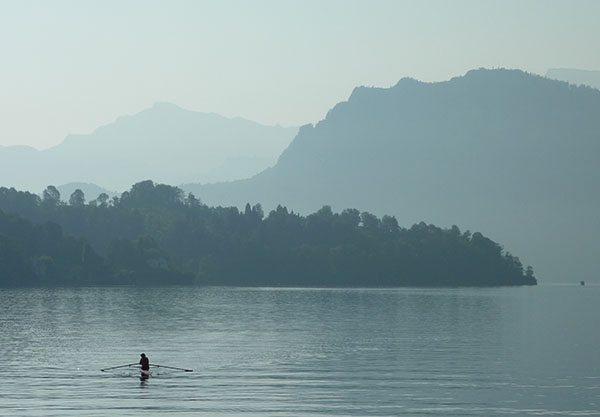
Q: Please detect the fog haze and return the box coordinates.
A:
[1,1,599,284]
[185,69,600,284]
[0,102,296,191]
[2,0,600,148]
[2,3,600,415]
[546,68,600,89]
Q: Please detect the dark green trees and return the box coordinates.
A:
[0,181,537,287]
[0,209,108,285]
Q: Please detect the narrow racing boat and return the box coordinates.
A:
[100,363,193,379]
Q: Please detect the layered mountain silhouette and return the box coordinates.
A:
[547,68,600,90]
[0,102,297,192]
[57,183,117,202]
[184,69,600,282]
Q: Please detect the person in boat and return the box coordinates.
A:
[139,353,150,379]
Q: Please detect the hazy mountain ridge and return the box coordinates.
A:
[546,68,600,89]
[56,183,117,203]
[184,68,600,282]
[0,102,297,192]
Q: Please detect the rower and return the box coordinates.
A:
[139,353,150,380]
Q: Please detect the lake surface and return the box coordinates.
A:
[0,285,598,416]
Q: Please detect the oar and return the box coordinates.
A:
[100,363,139,372]
[150,364,193,372]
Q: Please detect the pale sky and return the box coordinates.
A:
[1,0,599,148]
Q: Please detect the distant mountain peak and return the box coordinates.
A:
[392,77,422,87]
[144,102,257,125]
[151,101,182,110]
[345,69,546,109]
[463,67,527,77]
[0,102,298,192]
[0,144,38,152]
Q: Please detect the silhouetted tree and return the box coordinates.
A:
[361,211,380,231]
[69,189,85,207]
[42,185,61,206]
[340,208,361,228]
[186,193,200,207]
[252,203,264,220]
[96,193,109,208]
[381,215,400,234]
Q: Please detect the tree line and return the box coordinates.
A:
[0,181,537,286]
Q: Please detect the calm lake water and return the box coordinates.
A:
[0,285,598,416]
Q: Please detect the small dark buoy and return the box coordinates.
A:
[580,281,585,286]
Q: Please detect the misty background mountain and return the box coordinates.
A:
[546,68,600,90]
[56,183,117,202]
[0,102,297,193]
[183,69,600,283]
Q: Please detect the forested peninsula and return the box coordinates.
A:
[0,181,537,287]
